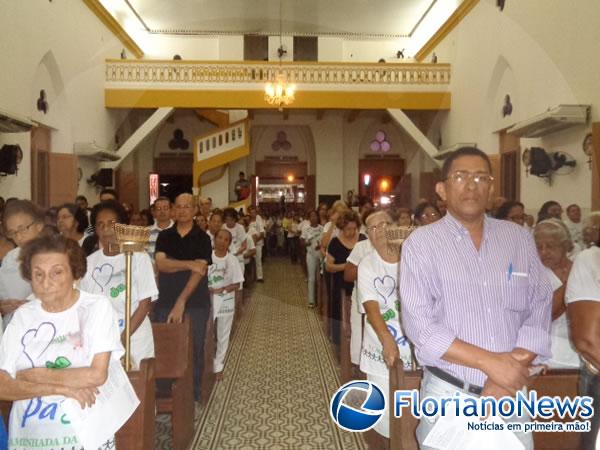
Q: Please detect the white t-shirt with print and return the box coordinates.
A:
[301,224,324,257]
[0,291,124,450]
[79,250,158,369]
[249,217,265,248]
[0,247,32,301]
[208,251,244,318]
[223,223,247,265]
[347,239,374,306]
[357,251,413,376]
[566,246,600,304]
[242,233,256,265]
[544,267,579,369]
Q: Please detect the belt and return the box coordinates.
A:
[426,366,483,396]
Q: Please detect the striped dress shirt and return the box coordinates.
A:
[399,213,552,387]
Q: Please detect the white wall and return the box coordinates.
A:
[0,0,126,200]
[431,0,598,212]
[202,166,230,208]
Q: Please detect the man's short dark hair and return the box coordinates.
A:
[76,195,88,203]
[566,204,579,213]
[239,171,245,177]
[153,196,171,208]
[441,147,493,180]
[99,188,118,201]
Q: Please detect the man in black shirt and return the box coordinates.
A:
[155,192,212,401]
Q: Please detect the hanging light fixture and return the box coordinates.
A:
[264,0,296,110]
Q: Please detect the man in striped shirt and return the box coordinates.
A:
[400,147,552,449]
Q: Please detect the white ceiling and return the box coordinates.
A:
[125,0,439,38]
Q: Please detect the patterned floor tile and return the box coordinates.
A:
[156,258,366,450]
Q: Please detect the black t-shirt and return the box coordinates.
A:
[155,224,213,310]
[328,234,367,295]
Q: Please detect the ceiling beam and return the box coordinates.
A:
[83,0,144,58]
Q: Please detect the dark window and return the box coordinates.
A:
[244,35,269,61]
[294,37,318,61]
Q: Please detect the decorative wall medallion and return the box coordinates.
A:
[37,90,48,114]
[502,94,513,117]
[168,129,190,150]
[370,130,391,153]
[271,131,292,151]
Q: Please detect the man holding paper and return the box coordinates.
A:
[400,147,552,450]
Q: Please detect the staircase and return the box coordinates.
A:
[192,119,250,195]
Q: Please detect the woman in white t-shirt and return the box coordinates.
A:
[357,209,413,439]
[566,240,600,450]
[300,210,323,308]
[208,229,244,381]
[79,201,158,370]
[222,208,247,273]
[0,234,129,450]
[533,219,579,368]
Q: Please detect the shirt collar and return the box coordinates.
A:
[152,219,174,231]
[442,211,494,242]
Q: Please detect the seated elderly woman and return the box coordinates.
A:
[0,234,125,449]
[533,219,579,368]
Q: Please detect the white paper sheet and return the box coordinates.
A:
[62,362,140,449]
[423,414,525,450]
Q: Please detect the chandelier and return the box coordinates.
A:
[264,74,296,110]
[264,0,296,110]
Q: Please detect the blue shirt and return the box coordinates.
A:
[399,213,552,386]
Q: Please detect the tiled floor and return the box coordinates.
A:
[155,257,366,450]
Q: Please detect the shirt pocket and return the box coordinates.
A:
[500,272,530,312]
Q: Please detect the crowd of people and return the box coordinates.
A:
[0,146,598,448]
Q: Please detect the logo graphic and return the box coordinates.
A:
[330,381,386,432]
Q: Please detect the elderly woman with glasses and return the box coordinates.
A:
[533,219,579,368]
[357,208,413,439]
[0,200,47,321]
[0,234,128,449]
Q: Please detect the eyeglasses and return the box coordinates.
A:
[446,171,494,185]
[420,212,440,219]
[367,221,391,232]
[6,221,37,240]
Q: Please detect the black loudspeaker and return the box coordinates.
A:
[529,147,552,177]
[90,168,113,186]
[0,144,23,175]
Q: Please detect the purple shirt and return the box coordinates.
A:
[399,213,552,386]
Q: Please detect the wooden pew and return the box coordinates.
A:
[201,308,217,406]
[152,318,195,450]
[530,369,582,450]
[318,273,330,337]
[388,363,422,450]
[0,401,10,429]
[384,367,582,450]
[340,293,353,383]
[115,358,156,450]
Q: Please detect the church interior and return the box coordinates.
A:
[0,0,599,449]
